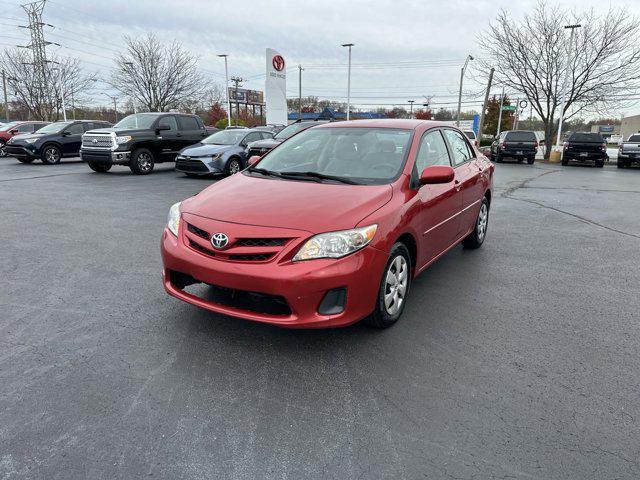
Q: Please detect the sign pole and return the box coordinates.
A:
[496,86,505,137]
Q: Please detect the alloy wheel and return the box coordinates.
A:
[45,147,60,163]
[138,152,152,173]
[0,142,6,157]
[383,255,408,315]
[477,202,488,242]
[228,160,241,174]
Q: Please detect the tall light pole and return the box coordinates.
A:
[217,54,231,127]
[408,100,415,118]
[298,64,304,121]
[123,61,137,113]
[104,93,118,123]
[341,43,354,120]
[555,24,581,150]
[456,54,474,127]
[49,62,66,121]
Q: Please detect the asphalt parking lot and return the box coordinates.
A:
[1,157,640,479]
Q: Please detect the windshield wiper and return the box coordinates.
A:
[247,167,282,178]
[278,171,358,185]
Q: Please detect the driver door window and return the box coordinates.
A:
[66,123,84,135]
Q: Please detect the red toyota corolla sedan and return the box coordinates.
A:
[161,120,493,328]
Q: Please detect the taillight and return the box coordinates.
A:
[602,142,607,150]
[500,141,506,149]
[563,141,569,151]
[534,141,539,148]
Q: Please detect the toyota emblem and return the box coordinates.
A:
[211,232,229,249]
[92,138,98,144]
[272,55,285,72]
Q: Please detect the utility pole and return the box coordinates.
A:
[477,67,494,141]
[298,64,304,121]
[104,93,118,123]
[2,70,8,121]
[513,98,519,130]
[230,76,243,127]
[217,54,231,127]
[407,100,415,118]
[341,43,354,120]
[70,89,75,120]
[496,86,505,137]
[456,54,474,127]
[556,24,581,150]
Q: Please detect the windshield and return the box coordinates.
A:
[253,127,412,185]
[114,114,158,130]
[568,132,604,142]
[35,122,71,134]
[275,123,313,140]
[0,122,19,132]
[505,131,536,142]
[202,130,246,145]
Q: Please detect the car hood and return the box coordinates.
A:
[8,132,51,143]
[85,127,150,135]
[181,172,393,233]
[247,138,282,149]
[179,143,234,156]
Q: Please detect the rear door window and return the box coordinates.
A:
[158,116,178,131]
[17,124,33,133]
[442,129,474,166]
[82,123,94,132]
[505,131,537,142]
[178,116,200,131]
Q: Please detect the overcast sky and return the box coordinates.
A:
[1,0,639,117]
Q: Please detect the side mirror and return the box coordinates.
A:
[247,155,261,167]
[11,130,19,135]
[419,165,455,185]
[62,131,71,137]
[156,124,171,132]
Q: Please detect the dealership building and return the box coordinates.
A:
[621,114,640,139]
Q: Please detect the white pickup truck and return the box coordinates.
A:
[617,134,640,168]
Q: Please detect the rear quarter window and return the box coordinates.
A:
[505,131,537,142]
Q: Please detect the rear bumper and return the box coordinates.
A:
[564,151,607,160]
[160,227,387,328]
[80,148,130,165]
[618,152,640,162]
[498,149,536,157]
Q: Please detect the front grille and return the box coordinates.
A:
[176,158,209,173]
[82,134,113,148]
[187,223,209,240]
[169,270,291,316]
[236,238,289,247]
[188,239,275,263]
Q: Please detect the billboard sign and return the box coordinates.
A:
[228,88,264,105]
[265,48,287,125]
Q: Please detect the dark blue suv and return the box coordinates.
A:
[6,120,111,164]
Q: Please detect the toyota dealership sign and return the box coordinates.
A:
[265,48,287,126]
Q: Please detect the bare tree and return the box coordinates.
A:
[478,2,640,157]
[1,48,96,121]
[111,34,206,112]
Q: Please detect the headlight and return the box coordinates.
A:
[25,138,38,144]
[115,135,132,144]
[293,224,377,261]
[167,202,181,236]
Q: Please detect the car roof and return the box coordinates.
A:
[313,119,457,130]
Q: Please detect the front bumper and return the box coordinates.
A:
[175,155,225,175]
[160,224,388,328]
[80,148,131,165]
[6,144,38,158]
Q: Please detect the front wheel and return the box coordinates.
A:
[225,157,242,175]
[41,145,62,164]
[462,197,489,249]
[88,162,111,173]
[0,141,6,157]
[129,148,155,175]
[366,243,411,329]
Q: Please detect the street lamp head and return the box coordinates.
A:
[468,55,475,61]
[217,54,229,58]
[341,43,355,47]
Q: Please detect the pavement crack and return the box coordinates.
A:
[500,168,560,198]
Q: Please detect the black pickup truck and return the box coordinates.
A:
[490,130,538,164]
[562,132,607,168]
[617,134,640,168]
[80,112,211,174]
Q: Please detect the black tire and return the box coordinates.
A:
[225,157,242,176]
[88,162,111,173]
[16,157,35,164]
[0,141,6,157]
[462,197,489,249]
[517,158,524,163]
[495,154,503,163]
[595,160,604,168]
[41,144,62,164]
[366,242,412,329]
[527,157,535,165]
[617,159,625,168]
[626,161,632,168]
[129,148,155,175]
[561,156,568,166]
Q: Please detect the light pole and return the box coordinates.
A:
[298,64,304,121]
[49,62,67,121]
[408,100,415,118]
[341,43,354,120]
[456,54,474,127]
[104,93,118,123]
[217,54,231,127]
[555,24,581,150]
[123,62,137,113]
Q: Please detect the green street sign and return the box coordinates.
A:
[502,105,517,111]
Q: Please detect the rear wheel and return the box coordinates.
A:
[561,156,568,166]
[495,154,503,163]
[462,197,489,249]
[41,145,61,164]
[527,157,535,165]
[129,148,155,175]
[0,141,6,157]
[617,159,624,168]
[88,162,111,173]
[366,243,411,329]
[595,159,604,168]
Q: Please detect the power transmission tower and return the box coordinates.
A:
[19,1,54,119]
[230,76,244,126]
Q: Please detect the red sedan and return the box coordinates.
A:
[161,120,493,328]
